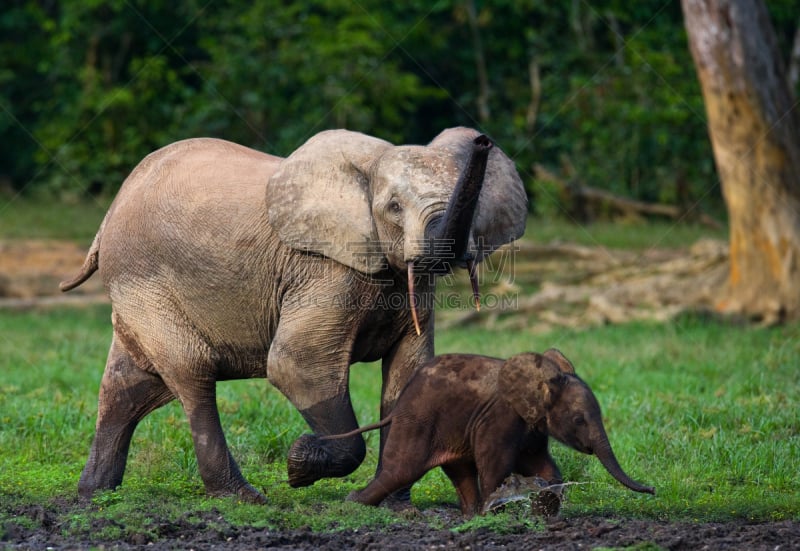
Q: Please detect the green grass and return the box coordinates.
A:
[0,196,111,240]
[0,305,797,544]
[523,215,728,250]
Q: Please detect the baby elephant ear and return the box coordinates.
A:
[543,348,576,374]
[499,352,566,426]
[266,130,393,273]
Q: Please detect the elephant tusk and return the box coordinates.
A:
[467,258,481,312]
[407,262,422,336]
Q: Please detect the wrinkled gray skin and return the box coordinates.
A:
[329,349,654,516]
[60,128,527,504]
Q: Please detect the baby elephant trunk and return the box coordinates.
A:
[593,438,655,495]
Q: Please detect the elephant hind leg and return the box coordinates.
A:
[164,374,266,504]
[79,335,174,499]
[113,307,265,503]
[346,432,428,508]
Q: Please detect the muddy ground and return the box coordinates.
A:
[2,240,798,549]
[4,501,799,550]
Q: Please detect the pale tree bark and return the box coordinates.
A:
[682,0,800,323]
[464,0,491,124]
[789,21,800,91]
[526,57,541,132]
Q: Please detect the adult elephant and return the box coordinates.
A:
[61,127,528,503]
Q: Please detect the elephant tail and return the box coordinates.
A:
[320,417,393,441]
[59,220,104,292]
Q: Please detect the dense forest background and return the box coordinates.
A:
[2,0,798,216]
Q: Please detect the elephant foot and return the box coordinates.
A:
[235,483,268,505]
[346,489,363,502]
[77,484,105,503]
[380,492,419,515]
[347,489,420,517]
[387,486,412,504]
[208,482,267,504]
[287,433,364,488]
[287,434,333,487]
[78,469,121,502]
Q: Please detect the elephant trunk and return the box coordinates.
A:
[407,135,492,334]
[426,134,493,263]
[593,433,655,495]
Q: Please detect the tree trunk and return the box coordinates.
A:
[464,0,491,124]
[789,21,800,91]
[681,0,800,323]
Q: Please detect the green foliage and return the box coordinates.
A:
[3,0,797,212]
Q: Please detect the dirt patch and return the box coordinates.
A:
[0,239,106,308]
[3,503,798,550]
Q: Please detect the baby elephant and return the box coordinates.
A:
[328,349,654,515]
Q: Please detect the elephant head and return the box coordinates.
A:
[499,349,655,494]
[265,128,527,332]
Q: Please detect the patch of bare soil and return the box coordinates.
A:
[3,503,798,550]
[0,239,106,308]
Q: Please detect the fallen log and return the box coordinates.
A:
[437,238,730,332]
[534,163,723,229]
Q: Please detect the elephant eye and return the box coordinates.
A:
[573,415,586,426]
[387,200,402,215]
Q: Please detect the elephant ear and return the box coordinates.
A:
[266,130,393,273]
[498,352,568,426]
[429,127,528,261]
[543,348,576,374]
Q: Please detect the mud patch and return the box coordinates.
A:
[2,502,798,550]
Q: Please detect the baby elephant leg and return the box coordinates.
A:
[473,435,521,511]
[348,461,424,507]
[441,461,481,516]
[516,448,563,483]
[348,435,427,508]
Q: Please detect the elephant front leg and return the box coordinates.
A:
[267,326,365,488]
[516,446,563,484]
[286,394,366,487]
[441,461,481,516]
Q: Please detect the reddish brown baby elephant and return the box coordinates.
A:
[328,349,654,516]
